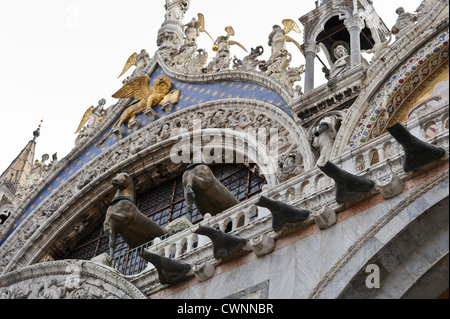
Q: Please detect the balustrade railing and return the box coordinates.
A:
[109,106,449,277]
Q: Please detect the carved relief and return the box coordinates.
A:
[0,101,307,274]
[15,153,58,200]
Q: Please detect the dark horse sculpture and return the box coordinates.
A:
[103,173,167,258]
[103,173,191,284]
[182,163,239,221]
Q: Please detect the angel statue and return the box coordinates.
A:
[75,98,107,135]
[268,19,303,60]
[172,13,214,72]
[95,75,180,147]
[184,13,214,47]
[260,19,305,91]
[117,49,151,82]
[204,26,248,73]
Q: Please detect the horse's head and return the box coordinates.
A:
[111,172,133,190]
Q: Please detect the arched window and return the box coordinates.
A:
[65,164,266,271]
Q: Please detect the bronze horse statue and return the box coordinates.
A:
[103,172,167,258]
[182,163,239,221]
[103,173,192,284]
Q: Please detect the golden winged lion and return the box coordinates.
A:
[95,75,180,147]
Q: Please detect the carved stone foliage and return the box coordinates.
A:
[277,151,303,182]
[233,46,265,71]
[0,261,147,299]
[0,278,115,299]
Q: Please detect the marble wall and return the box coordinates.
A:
[164,177,449,299]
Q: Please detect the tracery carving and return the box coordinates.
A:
[0,261,146,299]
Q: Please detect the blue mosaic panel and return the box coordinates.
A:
[1,65,289,246]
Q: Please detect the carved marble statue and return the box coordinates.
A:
[391,7,418,39]
[117,50,151,84]
[164,0,190,22]
[172,13,213,73]
[75,99,108,145]
[204,26,247,73]
[312,116,339,167]
[415,0,433,20]
[328,45,350,80]
[267,20,302,61]
[259,19,305,91]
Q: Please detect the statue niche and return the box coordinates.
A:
[182,163,239,221]
[103,173,167,258]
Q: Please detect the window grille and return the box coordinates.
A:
[66,164,265,274]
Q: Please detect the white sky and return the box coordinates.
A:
[0,0,422,172]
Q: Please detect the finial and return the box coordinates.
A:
[33,120,43,140]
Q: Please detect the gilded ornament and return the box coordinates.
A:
[95,75,180,147]
[75,106,94,134]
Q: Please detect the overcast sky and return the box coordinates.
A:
[0,0,422,172]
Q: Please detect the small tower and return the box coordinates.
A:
[300,0,391,92]
[0,123,41,196]
[0,123,41,226]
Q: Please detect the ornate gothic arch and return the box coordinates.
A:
[302,6,353,45]
[0,62,315,274]
[331,22,449,158]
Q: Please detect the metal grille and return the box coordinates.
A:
[66,164,265,274]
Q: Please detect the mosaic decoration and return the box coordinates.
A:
[349,31,449,148]
[1,65,289,246]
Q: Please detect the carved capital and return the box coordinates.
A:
[304,41,318,54]
[193,261,216,282]
[375,174,405,199]
[344,14,365,31]
[250,234,275,257]
[313,206,337,230]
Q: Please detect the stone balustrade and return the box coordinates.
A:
[119,105,448,285]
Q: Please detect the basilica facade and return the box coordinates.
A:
[0,0,448,299]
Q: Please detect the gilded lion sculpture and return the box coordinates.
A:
[96,75,180,146]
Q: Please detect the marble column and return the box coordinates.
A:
[345,15,365,67]
[304,42,317,93]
